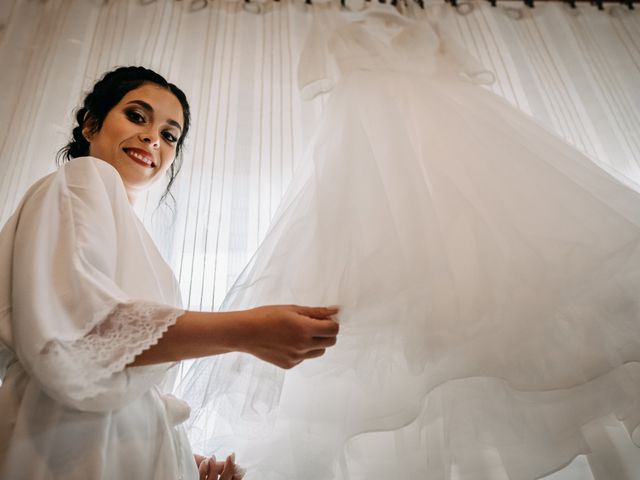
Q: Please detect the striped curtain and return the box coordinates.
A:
[1,0,638,312]
[0,1,639,477]
[1,0,639,309]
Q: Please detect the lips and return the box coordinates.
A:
[123,148,156,168]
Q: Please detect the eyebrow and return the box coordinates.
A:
[125,99,183,132]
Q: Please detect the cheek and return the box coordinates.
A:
[92,127,120,153]
[163,146,177,164]
[111,123,132,145]
[89,134,109,157]
[160,150,177,174]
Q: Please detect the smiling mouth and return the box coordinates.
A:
[123,148,156,168]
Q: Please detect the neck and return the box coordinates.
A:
[124,186,142,207]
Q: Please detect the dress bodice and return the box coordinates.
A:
[327,13,441,76]
[297,3,496,100]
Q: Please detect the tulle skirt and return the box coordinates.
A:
[177,68,640,479]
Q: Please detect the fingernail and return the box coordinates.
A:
[230,452,236,463]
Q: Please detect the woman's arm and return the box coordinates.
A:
[128,305,339,369]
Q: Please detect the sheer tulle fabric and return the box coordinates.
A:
[178,5,640,479]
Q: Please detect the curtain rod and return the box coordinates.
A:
[449,0,636,10]
[150,0,636,13]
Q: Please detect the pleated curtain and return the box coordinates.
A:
[1,0,639,309]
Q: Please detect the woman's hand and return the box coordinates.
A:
[195,453,245,480]
[237,305,340,369]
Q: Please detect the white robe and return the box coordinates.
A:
[0,156,198,480]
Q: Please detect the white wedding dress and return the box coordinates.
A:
[177,3,640,479]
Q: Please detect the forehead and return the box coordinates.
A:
[119,83,184,127]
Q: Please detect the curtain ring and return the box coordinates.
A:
[608,4,626,16]
[243,0,263,14]
[455,1,474,15]
[190,0,209,11]
[501,5,523,19]
[343,0,367,12]
[140,0,157,5]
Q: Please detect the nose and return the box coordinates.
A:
[139,131,160,149]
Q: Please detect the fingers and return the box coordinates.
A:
[295,308,339,357]
[292,307,340,338]
[219,453,246,480]
[219,454,235,480]
[249,304,341,369]
[198,455,215,480]
[294,305,339,319]
[310,319,340,338]
[198,453,246,480]
[304,348,326,359]
[312,335,337,348]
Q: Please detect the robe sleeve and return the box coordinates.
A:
[435,24,496,86]
[11,158,185,412]
[420,3,496,86]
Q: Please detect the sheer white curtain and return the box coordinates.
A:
[429,0,640,179]
[1,0,638,307]
[0,0,329,309]
[0,0,639,478]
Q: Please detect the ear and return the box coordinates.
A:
[81,113,98,142]
[82,126,92,142]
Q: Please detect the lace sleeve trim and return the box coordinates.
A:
[37,300,184,402]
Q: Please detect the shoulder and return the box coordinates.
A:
[60,156,126,197]
[61,155,118,177]
[58,157,132,235]
[20,157,125,203]
[47,157,130,219]
[16,157,129,231]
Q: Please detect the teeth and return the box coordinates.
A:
[127,149,152,166]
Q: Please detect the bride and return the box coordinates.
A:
[178,2,640,478]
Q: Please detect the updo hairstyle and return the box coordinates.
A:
[57,66,191,208]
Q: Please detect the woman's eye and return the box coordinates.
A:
[126,110,145,123]
[163,132,178,143]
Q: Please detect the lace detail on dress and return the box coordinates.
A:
[38,301,184,401]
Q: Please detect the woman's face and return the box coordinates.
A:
[84,83,184,203]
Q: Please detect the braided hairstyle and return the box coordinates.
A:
[57,66,191,209]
